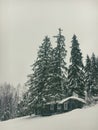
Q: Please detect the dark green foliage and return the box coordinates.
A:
[68,35,85,98]
[25,30,98,115]
[90,53,98,96]
[17,92,29,117]
[27,36,53,114]
[84,54,98,103]
[27,30,68,115]
[84,55,93,103]
[96,57,98,85]
[49,29,67,101]
[1,110,10,121]
[85,55,92,92]
[0,99,2,119]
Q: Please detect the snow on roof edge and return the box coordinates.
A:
[58,96,86,104]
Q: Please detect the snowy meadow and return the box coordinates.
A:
[0,104,98,130]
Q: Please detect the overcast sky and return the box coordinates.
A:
[0,0,98,86]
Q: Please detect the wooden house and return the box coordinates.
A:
[41,96,86,115]
[57,96,86,113]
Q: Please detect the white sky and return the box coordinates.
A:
[0,0,98,86]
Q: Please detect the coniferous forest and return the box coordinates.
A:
[0,29,98,120]
[24,29,98,116]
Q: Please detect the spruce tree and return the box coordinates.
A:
[84,55,92,102]
[68,35,85,98]
[27,36,53,114]
[90,53,98,96]
[96,57,98,87]
[85,55,92,92]
[49,28,67,101]
[17,92,29,117]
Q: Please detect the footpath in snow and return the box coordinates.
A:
[0,104,98,130]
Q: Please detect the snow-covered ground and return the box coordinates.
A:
[0,105,98,130]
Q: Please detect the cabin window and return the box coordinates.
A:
[57,104,61,110]
[50,104,54,110]
[64,102,68,110]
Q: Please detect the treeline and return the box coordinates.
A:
[0,83,25,121]
[18,29,98,116]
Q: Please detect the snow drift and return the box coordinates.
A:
[0,104,98,130]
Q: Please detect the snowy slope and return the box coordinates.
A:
[0,105,98,130]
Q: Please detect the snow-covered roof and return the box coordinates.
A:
[58,96,86,104]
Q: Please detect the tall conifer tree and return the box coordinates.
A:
[90,53,98,96]
[84,55,93,102]
[28,36,53,114]
[68,35,85,98]
[49,28,67,101]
